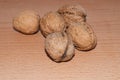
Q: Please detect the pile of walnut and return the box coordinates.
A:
[13,4,97,63]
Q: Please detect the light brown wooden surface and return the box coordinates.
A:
[0,0,120,80]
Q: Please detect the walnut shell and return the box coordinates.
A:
[58,4,87,23]
[45,32,75,62]
[13,10,40,34]
[66,22,97,51]
[40,12,66,37]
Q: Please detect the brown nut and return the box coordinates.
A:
[58,4,86,23]
[45,32,75,62]
[66,22,97,51]
[13,10,40,34]
[40,12,66,37]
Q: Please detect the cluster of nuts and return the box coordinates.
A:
[13,4,97,63]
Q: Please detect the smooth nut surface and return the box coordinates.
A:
[40,12,66,37]
[66,22,97,51]
[45,32,75,62]
[13,10,40,34]
[58,4,87,23]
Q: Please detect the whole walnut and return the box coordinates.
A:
[45,32,75,62]
[66,22,97,51]
[13,10,40,34]
[40,12,66,37]
[58,4,86,23]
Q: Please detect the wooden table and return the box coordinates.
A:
[0,0,119,80]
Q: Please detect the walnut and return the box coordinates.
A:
[40,12,66,37]
[45,32,75,62]
[58,4,87,23]
[13,10,40,34]
[66,22,97,51]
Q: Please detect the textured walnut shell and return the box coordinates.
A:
[66,22,97,51]
[45,32,75,62]
[58,4,87,23]
[40,12,66,37]
[13,10,40,34]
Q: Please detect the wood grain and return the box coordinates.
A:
[0,0,120,80]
